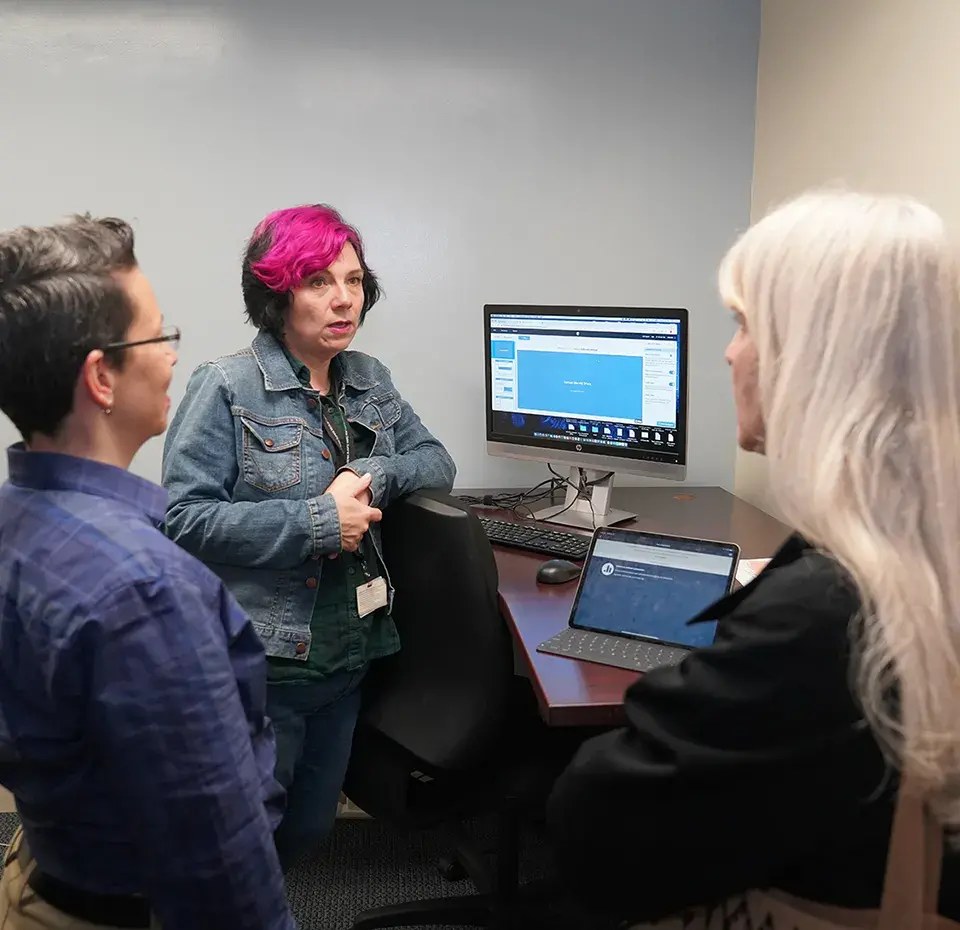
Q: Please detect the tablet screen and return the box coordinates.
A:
[570,529,739,648]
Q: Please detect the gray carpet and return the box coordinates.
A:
[0,812,15,853]
[0,812,552,930]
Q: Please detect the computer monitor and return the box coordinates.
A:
[484,304,688,529]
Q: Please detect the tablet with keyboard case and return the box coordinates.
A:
[536,527,740,673]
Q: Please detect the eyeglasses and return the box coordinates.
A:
[104,324,181,352]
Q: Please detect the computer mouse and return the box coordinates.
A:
[536,559,581,585]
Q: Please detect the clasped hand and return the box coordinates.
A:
[326,471,382,553]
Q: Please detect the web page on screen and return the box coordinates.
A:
[572,532,737,648]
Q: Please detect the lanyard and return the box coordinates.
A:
[319,393,371,580]
[356,548,373,580]
[320,394,351,465]
[332,393,351,464]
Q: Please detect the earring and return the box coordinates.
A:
[103,407,112,416]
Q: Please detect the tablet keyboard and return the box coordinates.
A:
[537,628,690,672]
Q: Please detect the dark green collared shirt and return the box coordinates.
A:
[267,350,399,683]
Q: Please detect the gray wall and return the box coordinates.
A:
[0,0,759,489]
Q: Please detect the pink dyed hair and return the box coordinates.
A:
[249,204,364,293]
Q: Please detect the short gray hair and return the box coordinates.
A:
[0,215,138,439]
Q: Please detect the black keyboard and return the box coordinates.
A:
[478,516,591,561]
[537,628,690,672]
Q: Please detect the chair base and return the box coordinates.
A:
[352,812,522,929]
[352,892,494,929]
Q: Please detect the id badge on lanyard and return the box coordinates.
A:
[355,549,388,617]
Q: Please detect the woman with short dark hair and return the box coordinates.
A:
[162,203,456,867]
[0,215,293,930]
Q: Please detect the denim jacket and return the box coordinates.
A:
[161,331,457,663]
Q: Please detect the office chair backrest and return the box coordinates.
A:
[360,491,514,771]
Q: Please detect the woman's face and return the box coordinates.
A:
[725,304,764,454]
[285,242,364,359]
[110,268,178,445]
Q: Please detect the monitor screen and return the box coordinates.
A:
[484,305,687,468]
[569,529,738,648]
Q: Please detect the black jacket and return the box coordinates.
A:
[547,535,960,923]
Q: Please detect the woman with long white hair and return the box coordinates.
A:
[547,190,960,925]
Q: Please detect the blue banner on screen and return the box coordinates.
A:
[516,351,644,421]
[571,530,738,648]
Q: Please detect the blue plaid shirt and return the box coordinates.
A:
[0,446,295,930]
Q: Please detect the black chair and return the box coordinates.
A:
[343,491,562,930]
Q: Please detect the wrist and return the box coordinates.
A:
[308,493,342,556]
[346,459,385,507]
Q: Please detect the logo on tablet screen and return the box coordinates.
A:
[601,562,615,576]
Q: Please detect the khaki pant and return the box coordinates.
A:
[0,828,159,930]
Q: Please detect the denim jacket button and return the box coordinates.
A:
[295,642,307,655]
[306,397,318,409]
[321,449,331,461]
[264,439,275,448]
[305,577,318,589]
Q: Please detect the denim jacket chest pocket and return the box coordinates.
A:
[349,393,402,454]
[239,414,305,493]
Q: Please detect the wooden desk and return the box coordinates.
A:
[475,486,792,728]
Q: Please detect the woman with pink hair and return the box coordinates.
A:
[162,204,456,867]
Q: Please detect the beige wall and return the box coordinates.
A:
[0,785,14,813]
[736,0,960,513]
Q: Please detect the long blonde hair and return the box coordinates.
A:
[719,190,960,824]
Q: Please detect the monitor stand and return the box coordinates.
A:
[533,467,636,530]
